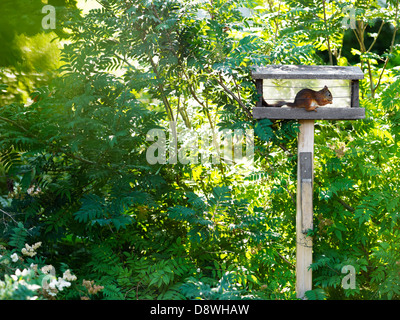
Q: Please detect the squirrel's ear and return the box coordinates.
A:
[324,85,328,89]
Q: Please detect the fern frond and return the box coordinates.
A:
[305,288,327,300]
[254,119,274,142]
[9,222,28,250]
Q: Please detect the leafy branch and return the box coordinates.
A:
[215,74,252,120]
[0,114,96,165]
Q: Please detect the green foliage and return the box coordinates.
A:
[180,273,247,300]
[1,0,400,301]
[8,222,28,251]
[305,288,327,300]
[0,1,79,104]
[0,223,81,300]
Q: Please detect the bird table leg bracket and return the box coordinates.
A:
[299,152,313,234]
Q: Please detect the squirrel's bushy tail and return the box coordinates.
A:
[262,100,293,107]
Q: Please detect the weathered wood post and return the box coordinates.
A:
[296,120,314,298]
[252,65,364,299]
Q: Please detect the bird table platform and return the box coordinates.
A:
[251,65,364,299]
[252,65,365,120]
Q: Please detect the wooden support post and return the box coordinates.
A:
[350,80,360,108]
[296,120,314,299]
[256,79,263,108]
[251,65,364,299]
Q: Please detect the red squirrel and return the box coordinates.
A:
[262,86,333,112]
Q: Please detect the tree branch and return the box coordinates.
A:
[148,54,175,121]
[215,74,252,119]
[367,20,385,53]
[114,43,175,121]
[0,208,18,225]
[322,0,333,65]
[0,116,31,134]
[0,116,96,165]
[314,178,355,212]
[374,0,399,93]
[275,249,295,269]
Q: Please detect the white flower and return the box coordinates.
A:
[22,281,40,292]
[63,269,77,282]
[27,186,34,195]
[56,278,71,291]
[32,242,42,250]
[11,253,18,262]
[15,268,29,277]
[48,278,58,290]
[46,290,57,297]
[27,185,42,196]
[47,277,71,292]
[21,242,41,257]
[41,265,55,275]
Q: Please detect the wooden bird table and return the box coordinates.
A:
[251,65,364,299]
